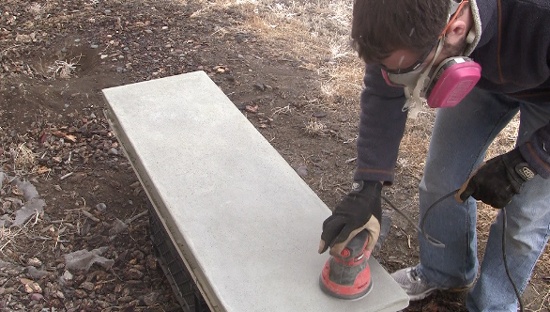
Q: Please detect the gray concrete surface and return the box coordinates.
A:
[103,71,409,312]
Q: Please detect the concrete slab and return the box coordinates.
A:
[102,71,409,312]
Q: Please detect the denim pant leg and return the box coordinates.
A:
[466,101,550,311]
[417,88,519,287]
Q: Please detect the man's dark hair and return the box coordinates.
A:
[351,0,450,63]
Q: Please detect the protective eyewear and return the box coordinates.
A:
[381,0,470,87]
[381,40,439,87]
[379,46,434,75]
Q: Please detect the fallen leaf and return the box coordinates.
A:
[51,131,76,142]
[20,278,42,293]
[245,105,258,113]
[64,134,77,142]
[35,166,51,175]
[11,186,23,196]
[51,130,65,138]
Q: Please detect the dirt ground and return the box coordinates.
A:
[0,0,548,311]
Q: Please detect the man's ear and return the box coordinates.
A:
[444,5,474,48]
[444,19,468,47]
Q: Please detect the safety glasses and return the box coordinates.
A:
[381,39,440,87]
[379,46,434,75]
[381,0,469,87]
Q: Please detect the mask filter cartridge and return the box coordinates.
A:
[426,57,481,108]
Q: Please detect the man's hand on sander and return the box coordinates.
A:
[318,180,382,258]
[459,148,537,208]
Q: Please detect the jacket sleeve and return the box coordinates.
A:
[519,122,550,179]
[353,65,408,184]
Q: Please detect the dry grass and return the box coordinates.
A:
[1,141,44,258]
[48,58,80,79]
[13,143,36,173]
[187,0,363,115]
[0,214,40,256]
[247,0,364,115]
[304,119,327,136]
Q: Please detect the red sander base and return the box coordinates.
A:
[319,251,373,300]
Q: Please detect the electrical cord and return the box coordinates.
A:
[381,195,446,248]
[382,191,524,311]
[502,208,525,311]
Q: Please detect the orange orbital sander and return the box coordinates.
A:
[319,230,373,300]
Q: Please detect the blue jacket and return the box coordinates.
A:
[354,0,550,183]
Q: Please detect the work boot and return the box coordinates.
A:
[391,266,439,301]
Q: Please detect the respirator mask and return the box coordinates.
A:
[381,0,481,110]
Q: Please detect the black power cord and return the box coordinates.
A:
[381,195,446,248]
[502,208,525,312]
[382,191,524,311]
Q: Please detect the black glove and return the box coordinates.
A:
[459,148,536,208]
[318,180,382,257]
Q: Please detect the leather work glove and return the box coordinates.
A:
[318,180,382,257]
[458,148,537,208]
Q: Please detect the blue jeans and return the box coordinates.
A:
[416,88,550,311]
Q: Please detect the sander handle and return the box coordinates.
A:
[340,230,369,260]
[455,179,470,203]
[455,165,483,203]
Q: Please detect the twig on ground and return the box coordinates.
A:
[272,105,292,116]
[60,172,74,180]
[54,219,63,249]
[81,210,99,222]
[125,210,148,225]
